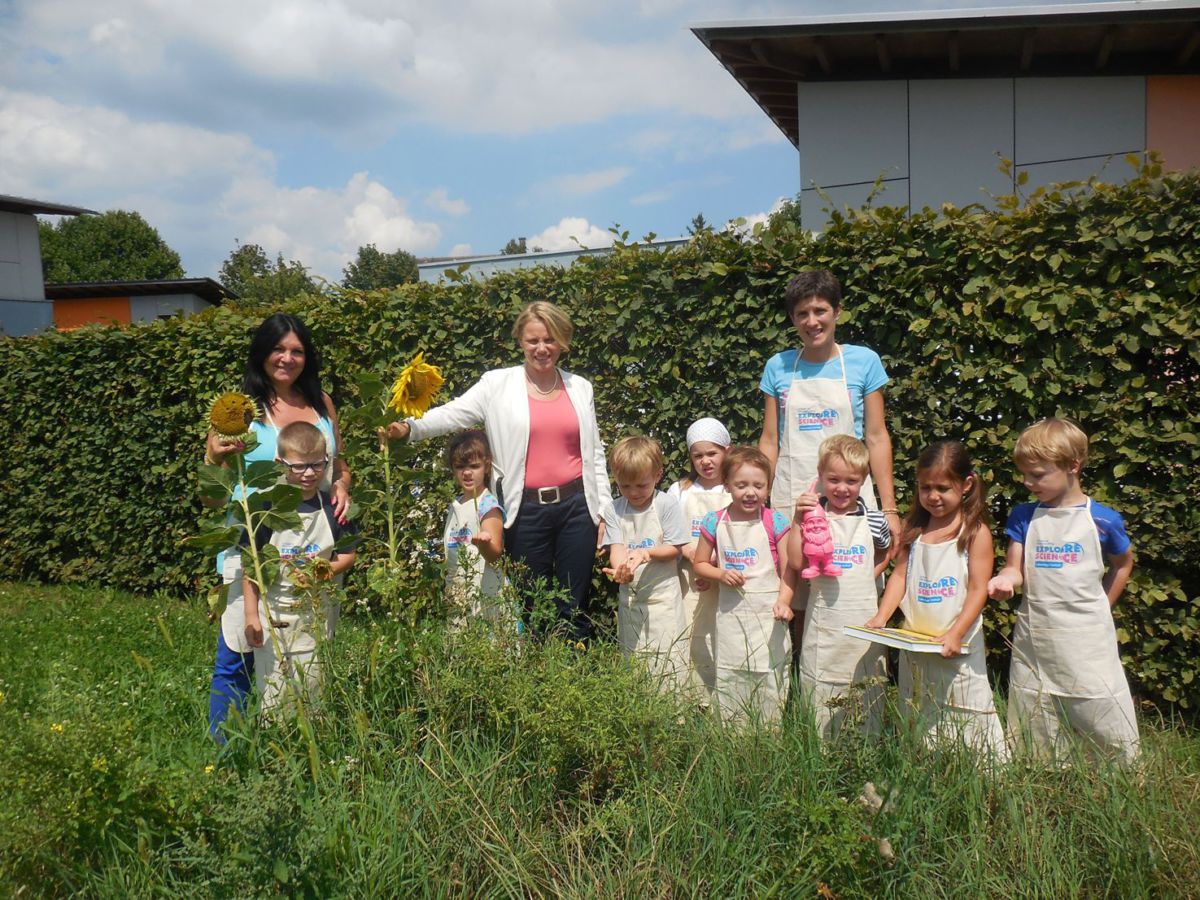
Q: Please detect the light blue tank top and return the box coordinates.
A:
[215,414,338,572]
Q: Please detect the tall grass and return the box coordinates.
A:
[1,582,1196,897]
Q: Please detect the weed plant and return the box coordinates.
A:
[1,581,1197,897]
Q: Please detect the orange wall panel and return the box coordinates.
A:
[1147,76,1200,172]
[54,297,132,330]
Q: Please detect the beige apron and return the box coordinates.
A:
[1008,501,1140,762]
[771,345,875,513]
[898,533,1007,759]
[678,486,730,696]
[712,510,790,724]
[444,492,508,624]
[252,495,339,716]
[617,498,689,686]
[798,512,885,739]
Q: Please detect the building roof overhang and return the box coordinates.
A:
[692,1,1200,147]
[0,194,97,217]
[44,278,236,305]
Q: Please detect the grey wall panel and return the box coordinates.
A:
[909,79,1015,212]
[130,293,213,322]
[0,212,18,263]
[1016,154,1142,192]
[0,213,45,302]
[800,179,909,230]
[1015,76,1145,165]
[0,298,52,336]
[797,81,909,189]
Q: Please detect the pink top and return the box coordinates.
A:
[524,390,583,488]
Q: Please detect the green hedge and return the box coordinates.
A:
[1,164,1196,708]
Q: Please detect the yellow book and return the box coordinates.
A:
[842,624,969,654]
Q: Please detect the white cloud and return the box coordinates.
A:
[540,167,632,197]
[728,196,789,235]
[631,189,672,206]
[525,217,615,252]
[0,87,441,279]
[448,243,473,256]
[425,188,470,216]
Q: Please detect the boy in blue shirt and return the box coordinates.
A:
[988,418,1139,762]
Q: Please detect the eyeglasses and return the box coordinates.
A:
[280,457,329,475]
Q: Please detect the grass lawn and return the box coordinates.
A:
[2,581,1198,898]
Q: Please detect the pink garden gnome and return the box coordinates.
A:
[800,502,842,579]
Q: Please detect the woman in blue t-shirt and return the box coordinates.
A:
[203,313,352,740]
[757,270,901,544]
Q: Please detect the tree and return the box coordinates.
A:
[688,213,710,235]
[39,210,185,283]
[218,242,316,304]
[341,244,418,290]
[500,237,527,255]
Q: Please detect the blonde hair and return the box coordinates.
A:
[817,434,870,478]
[277,421,327,459]
[1013,417,1089,470]
[512,301,574,352]
[610,435,663,480]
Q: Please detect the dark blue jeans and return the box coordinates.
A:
[506,490,599,641]
[208,631,253,743]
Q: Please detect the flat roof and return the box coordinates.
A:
[693,1,1200,147]
[44,278,236,304]
[0,194,96,217]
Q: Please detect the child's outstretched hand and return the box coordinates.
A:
[987,574,1015,601]
[719,569,746,588]
[773,600,794,622]
[792,492,820,519]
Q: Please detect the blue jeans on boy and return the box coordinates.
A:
[208,631,254,743]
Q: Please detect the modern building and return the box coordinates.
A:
[418,238,691,283]
[47,278,235,330]
[693,1,1200,225]
[0,194,95,336]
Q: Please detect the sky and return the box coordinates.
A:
[0,0,1113,281]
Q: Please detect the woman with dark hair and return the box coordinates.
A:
[205,312,352,741]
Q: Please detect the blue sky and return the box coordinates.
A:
[1,0,1109,280]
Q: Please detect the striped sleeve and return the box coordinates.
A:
[865,507,892,549]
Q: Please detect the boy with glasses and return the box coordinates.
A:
[241,422,358,717]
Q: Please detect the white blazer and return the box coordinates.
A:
[407,365,618,534]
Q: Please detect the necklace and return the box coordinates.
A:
[526,369,560,396]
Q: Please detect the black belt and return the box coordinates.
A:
[522,476,585,505]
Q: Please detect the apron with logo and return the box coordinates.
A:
[771,345,875,514]
[618,499,689,686]
[712,510,789,724]
[1008,502,1139,761]
[898,533,1007,759]
[250,495,339,715]
[798,512,885,738]
[678,486,730,696]
[444,492,508,625]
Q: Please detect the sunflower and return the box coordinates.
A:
[388,352,444,418]
[208,391,259,438]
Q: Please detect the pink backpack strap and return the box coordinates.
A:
[762,507,781,571]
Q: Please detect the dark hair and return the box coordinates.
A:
[900,440,991,552]
[446,429,492,470]
[243,313,328,419]
[783,269,843,316]
[720,445,772,486]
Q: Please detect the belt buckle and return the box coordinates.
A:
[537,485,561,504]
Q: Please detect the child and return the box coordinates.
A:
[988,418,1139,763]
[692,446,794,724]
[442,430,507,625]
[242,422,358,717]
[666,417,731,696]
[866,440,1007,759]
[604,435,690,685]
[791,435,891,739]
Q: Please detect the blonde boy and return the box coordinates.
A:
[604,435,689,684]
[988,418,1139,762]
[243,422,358,715]
[789,434,892,738]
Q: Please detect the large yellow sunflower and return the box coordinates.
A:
[208,391,259,438]
[388,352,444,418]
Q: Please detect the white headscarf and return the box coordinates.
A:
[686,417,731,449]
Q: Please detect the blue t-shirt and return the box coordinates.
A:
[759,343,889,441]
[1004,500,1131,558]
